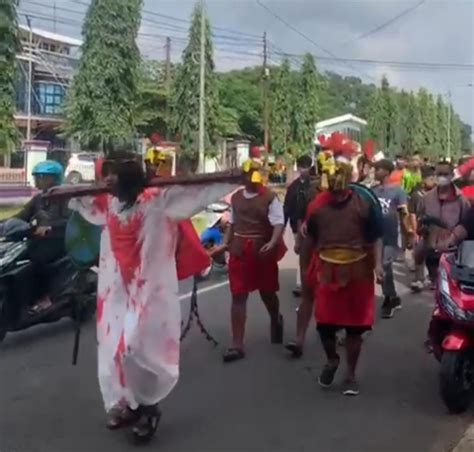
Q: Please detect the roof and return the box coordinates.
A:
[316,113,367,129]
[19,24,82,47]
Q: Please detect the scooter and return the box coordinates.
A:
[428,234,474,413]
[199,201,230,279]
[0,219,96,343]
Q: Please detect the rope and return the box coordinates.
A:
[180,276,219,347]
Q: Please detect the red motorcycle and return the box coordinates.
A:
[428,238,474,413]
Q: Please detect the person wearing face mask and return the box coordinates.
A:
[415,160,469,288]
[222,160,286,363]
[388,154,406,186]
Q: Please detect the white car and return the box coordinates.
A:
[65,153,99,184]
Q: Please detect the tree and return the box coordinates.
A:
[270,58,293,156]
[218,67,263,141]
[415,88,438,157]
[436,94,449,158]
[135,60,173,139]
[64,0,142,151]
[170,3,219,157]
[449,109,462,159]
[0,0,20,155]
[367,76,398,153]
[293,53,320,154]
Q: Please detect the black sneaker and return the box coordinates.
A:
[392,297,402,312]
[381,297,394,318]
[342,378,360,396]
[318,356,340,388]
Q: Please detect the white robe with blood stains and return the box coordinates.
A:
[69,183,237,411]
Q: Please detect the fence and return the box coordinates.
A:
[0,168,27,185]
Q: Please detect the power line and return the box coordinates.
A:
[255,0,377,82]
[271,50,474,70]
[344,0,427,44]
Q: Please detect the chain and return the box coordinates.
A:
[180,277,219,347]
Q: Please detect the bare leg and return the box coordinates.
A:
[231,294,248,350]
[260,291,283,344]
[259,291,280,322]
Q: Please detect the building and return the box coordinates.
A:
[14,25,81,151]
[315,113,367,147]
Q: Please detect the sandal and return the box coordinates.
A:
[222,347,245,363]
[132,405,162,444]
[285,341,303,358]
[106,406,140,430]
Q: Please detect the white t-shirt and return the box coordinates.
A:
[229,189,284,226]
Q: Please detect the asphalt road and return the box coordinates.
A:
[0,252,472,452]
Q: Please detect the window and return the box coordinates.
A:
[35,82,65,115]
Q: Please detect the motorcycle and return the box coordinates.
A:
[426,216,474,413]
[199,201,230,279]
[0,219,97,343]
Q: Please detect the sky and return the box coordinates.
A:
[17,0,474,129]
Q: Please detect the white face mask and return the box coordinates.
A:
[437,175,452,187]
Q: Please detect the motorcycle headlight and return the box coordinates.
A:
[439,267,451,298]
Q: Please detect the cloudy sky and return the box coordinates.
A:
[18,0,474,128]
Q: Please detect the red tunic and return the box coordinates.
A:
[305,191,375,327]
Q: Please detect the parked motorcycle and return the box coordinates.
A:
[428,231,474,413]
[0,219,96,343]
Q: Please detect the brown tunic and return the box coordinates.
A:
[229,188,276,256]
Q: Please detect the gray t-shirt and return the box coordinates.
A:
[372,184,408,246]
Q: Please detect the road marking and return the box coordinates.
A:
[179,280,229,300]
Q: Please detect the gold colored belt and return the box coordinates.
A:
[234,232,265,239]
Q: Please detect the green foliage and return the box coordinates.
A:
[64,0,143,151]
[270,58,293,156]
[366,76,398,154]
[293,53,320,154]
[135,60,173,138]
[436,95,449,157]
[0,0,20,154]
[415,88,438,156]
[218,67,263,140]
[170,3,219,156]
[450,109,462,159]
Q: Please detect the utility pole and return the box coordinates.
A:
[447,90,451,161]
[165,36,171,140]
[26,15,33,142]
[197,0,206,173]
[262,31,269,152]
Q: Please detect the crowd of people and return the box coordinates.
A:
[6,141,474,442]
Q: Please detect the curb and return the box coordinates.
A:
[452,425,474,452]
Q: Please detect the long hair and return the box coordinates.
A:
[115,160,146,209]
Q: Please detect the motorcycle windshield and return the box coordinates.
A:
[458,241,474,268]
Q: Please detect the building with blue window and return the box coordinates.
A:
[14,25,81,149]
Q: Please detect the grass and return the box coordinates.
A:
[0,206,20,221]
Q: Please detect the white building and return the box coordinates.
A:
[315,113,367,147]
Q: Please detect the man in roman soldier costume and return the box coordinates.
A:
[301,132,384,396]
[222,158,286,363]
[68,154,238,442]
